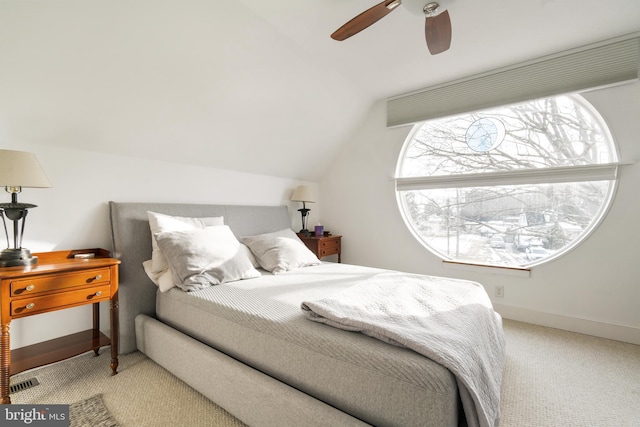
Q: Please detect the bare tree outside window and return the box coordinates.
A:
[396,95,617,267]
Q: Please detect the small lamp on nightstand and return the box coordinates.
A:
[0,150,52,267]
[291,185,315,236]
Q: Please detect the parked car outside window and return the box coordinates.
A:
[489,236,506,249]
[526,246,548,261]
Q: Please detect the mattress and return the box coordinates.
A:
[156,262,459,427]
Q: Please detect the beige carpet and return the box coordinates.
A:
[499,320,640,427]
[10,349,245,427]
[10,319,640,426]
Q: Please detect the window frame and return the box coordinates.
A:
[394,94,620,271]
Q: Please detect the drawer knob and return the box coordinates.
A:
[95,275,103,281]
[95,291,103,297]
[26,284,35,291]
[26,303,35,310]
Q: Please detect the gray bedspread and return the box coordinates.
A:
[301,272,505,427]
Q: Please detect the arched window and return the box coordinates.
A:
[395,95,618,268]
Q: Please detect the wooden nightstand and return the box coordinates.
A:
[0,249,120,404]
[298,234,342,263]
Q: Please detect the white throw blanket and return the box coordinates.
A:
[301,272,505,427]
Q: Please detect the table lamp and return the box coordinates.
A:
[290,185,315,236]
[0,150,52,267]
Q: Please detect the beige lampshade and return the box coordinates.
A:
[0,150,52,188]
[290,185,315,203]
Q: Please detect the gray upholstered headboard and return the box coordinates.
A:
[108,202,292,354]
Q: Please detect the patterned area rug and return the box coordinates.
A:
[70,394,119,427]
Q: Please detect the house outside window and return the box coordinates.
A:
[395,95,618,268]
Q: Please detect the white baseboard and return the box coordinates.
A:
[493,303,640,346]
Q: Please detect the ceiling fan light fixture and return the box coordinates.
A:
[424,2,440,16]
[402,0,431,15]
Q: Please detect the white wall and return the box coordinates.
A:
[1,142,319,349]
[321,82,640,345]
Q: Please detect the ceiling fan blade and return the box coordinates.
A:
[425,9,451,54]
[331,0,401,41]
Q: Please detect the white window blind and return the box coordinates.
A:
[387,33,640,127]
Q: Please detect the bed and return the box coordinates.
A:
[108,202,505,427]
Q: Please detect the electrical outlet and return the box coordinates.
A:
[495,286,504,298]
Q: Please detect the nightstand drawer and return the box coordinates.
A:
[297,234,342,263]
[320,248,339,257]
[10,268,110,297]
[11,284,111,317]
[320,240,340,257]
[320,239,340,250]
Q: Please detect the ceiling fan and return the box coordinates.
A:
[331,0,452,55]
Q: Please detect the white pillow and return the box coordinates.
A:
[155,225,261,291]
[147,211,224,273]
[240,228,321,274]
[142,260,176,292]
[240,243,260,269]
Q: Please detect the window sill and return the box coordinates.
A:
[442,260,531,278]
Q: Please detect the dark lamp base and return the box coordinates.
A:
[0,248,38,268]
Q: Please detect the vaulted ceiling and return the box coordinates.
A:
[1,0,639,181]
